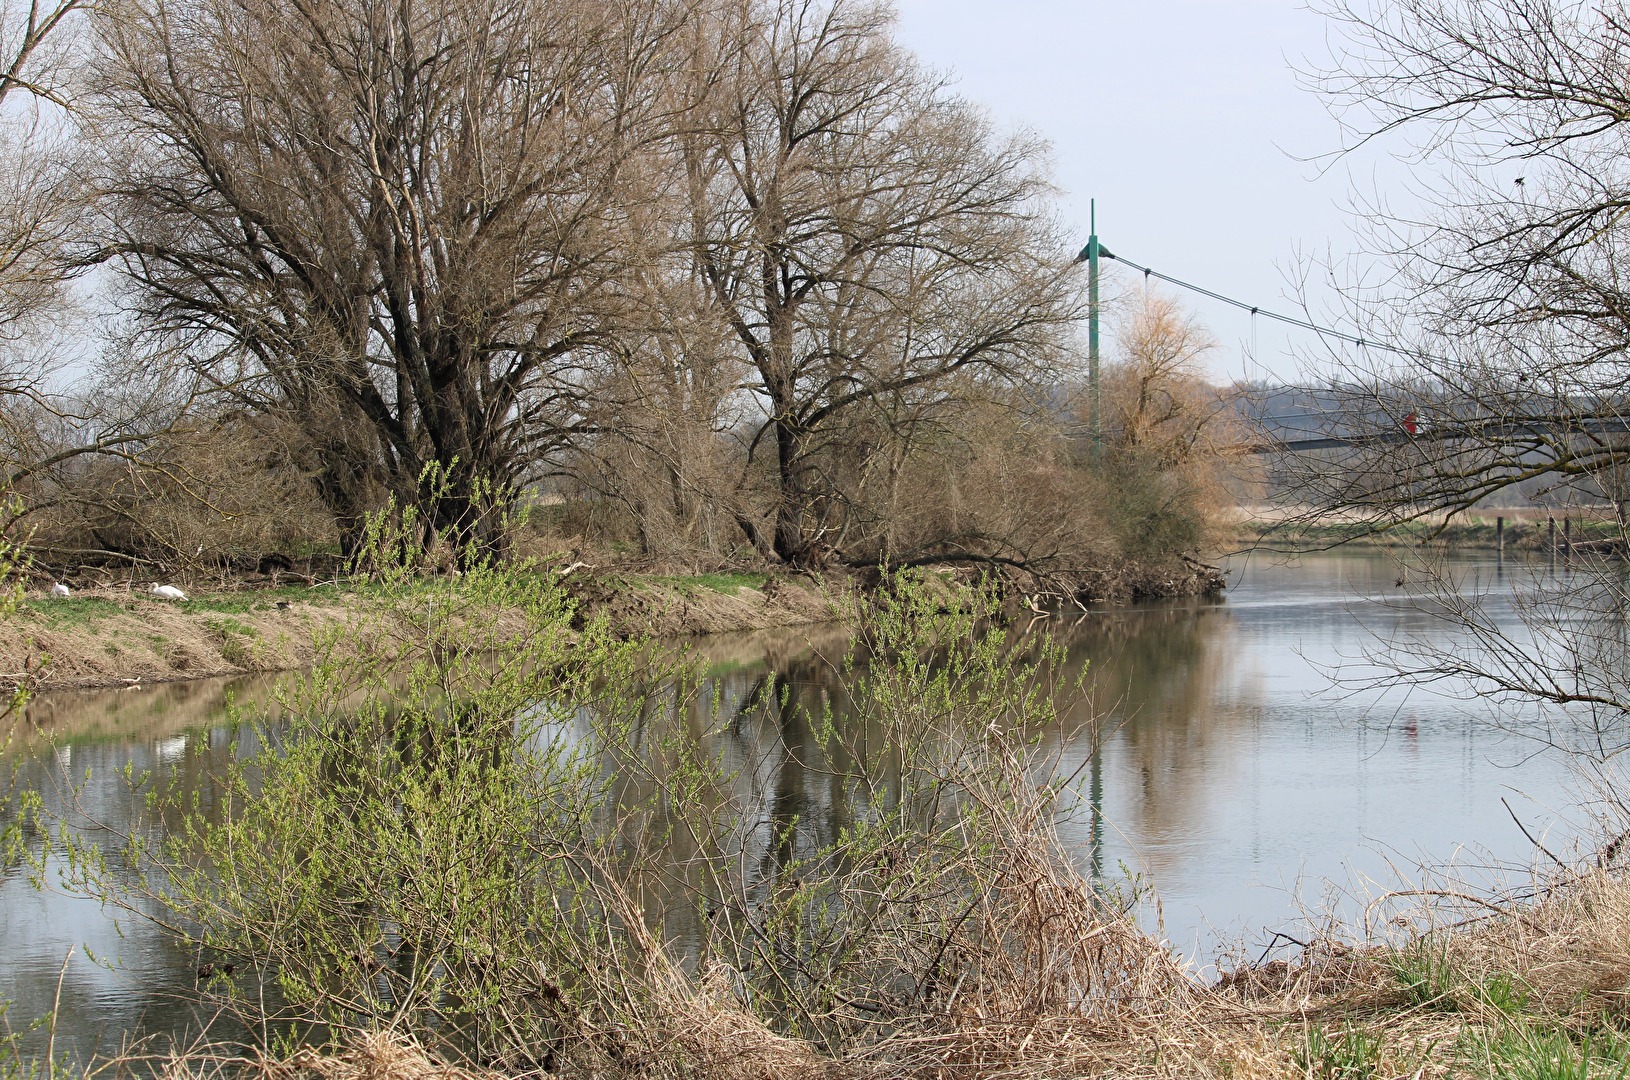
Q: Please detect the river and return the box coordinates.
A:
[0,550,1587,1061]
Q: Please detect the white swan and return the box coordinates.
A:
[150,583,189,602]
[50,582,70,598]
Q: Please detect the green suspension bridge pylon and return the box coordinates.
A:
[1075,199,1113,461]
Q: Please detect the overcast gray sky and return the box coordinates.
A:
[891,0,1386,383]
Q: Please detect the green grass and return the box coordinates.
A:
[205,616,261,666]
[687,572,771,592]
[184,584,346,613]
[16,584,338,623]
[15,597,128,627]
[1463,1024,1630,1080]
[646,572,771,595]
[206,616,260,639]
[12,568,779,639]
[1478,971,1533,1015]
[1294,1024,1384,1080]
[131,578,425,613]
[1388,939,1463,1011]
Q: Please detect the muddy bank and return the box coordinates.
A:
[0,557,1223,694]
[0,573,854,693]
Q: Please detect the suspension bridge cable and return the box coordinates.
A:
[1101,250,1431,359]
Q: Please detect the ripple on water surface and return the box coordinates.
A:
[0,551,1584,1055]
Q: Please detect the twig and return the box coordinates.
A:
[1254,931,1310,967]
[1502,796,1568,874]
[46,945,72,1080]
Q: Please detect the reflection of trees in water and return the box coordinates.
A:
[606,645,871,952]
[15,672,284,752]
[6,612,1248,1053]
[2,726,251,1064]
[603,611,1256,943]
[1048,605,1246,859]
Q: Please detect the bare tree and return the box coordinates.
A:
[568,263,749,565]
[1285,0,1630,754]
[677,0,1079,568]
[1290,0,1630,526]
[0,0,84,396]
[0,0,144,565]
[1102,293,1227,470]
[0,0,81,107]
[90,0,688,554]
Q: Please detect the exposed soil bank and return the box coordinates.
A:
[1071,555,1228,602]
[0,572,852,693]
[0,557,1223,693]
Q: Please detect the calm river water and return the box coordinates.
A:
[0,550,1587,1060]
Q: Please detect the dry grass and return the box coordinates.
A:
[0,572,855,692]
[27,574,1630,1080]
[1189,866,1630,1079]
[139,1033,500,1080]
[64,869,1630,1079]
[1408,868,1630,1019]
[0,584,350,690]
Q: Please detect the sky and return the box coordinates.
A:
[890,0,1394,384]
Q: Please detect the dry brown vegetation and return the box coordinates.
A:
[0,0,1231,600]
[61,830,1630,1079]
[0,570,851,690]
[17,558,1624,1080]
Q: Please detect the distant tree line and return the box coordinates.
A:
[0,0,1233,583]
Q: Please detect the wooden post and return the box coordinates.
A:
[1496,516,1504,558]
[1565,515,1572,557]
[1549,516,1557,565]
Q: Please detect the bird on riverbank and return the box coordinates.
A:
[149,583,188,601]
[50,582,70,598]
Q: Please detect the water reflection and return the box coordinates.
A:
[2,680,275,1065]
[1074,552,1578,958]
[1061,602,1242,867]
[0,553,1580,1058]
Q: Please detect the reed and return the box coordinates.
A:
[16,506,1630,1078]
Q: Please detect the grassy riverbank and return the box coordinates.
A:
[0,570,848,692]
[1234,507,1625,553]
[0,558,1224,693]
[3,556,1619,1079]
